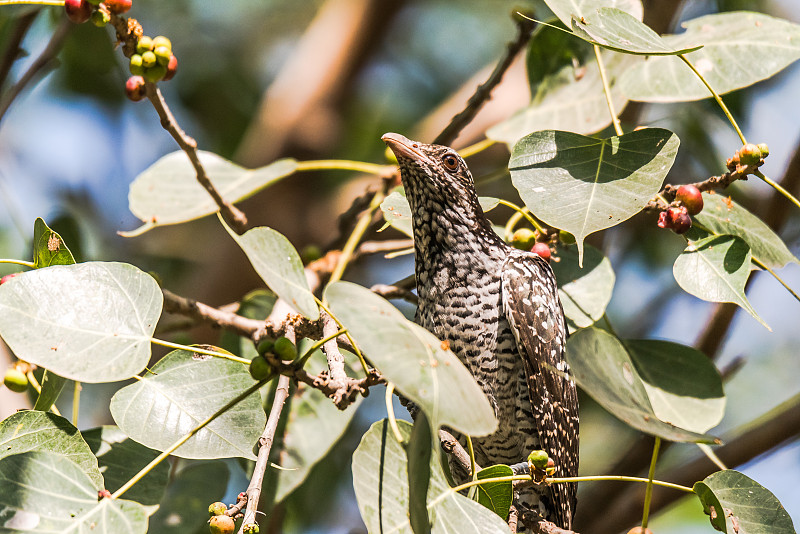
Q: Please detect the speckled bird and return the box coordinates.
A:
[382,133,579,530]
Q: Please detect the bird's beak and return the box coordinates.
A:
[382,132,426,161]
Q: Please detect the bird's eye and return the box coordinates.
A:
[441,153,459,172]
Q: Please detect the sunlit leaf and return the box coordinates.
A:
[32,217,75,269]
[110,348,265,460]
[123,151,297,236]
[0,262,162,383]
[543,0,643,27]
[325,282,497,436]
[510,128,679,264]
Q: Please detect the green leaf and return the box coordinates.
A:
[509,128,679,264]
[571,8,702,55]
[407,412,433,534]
[32,217,75,268]
[489,46,639,145]
[693,470,796,534]
[624,340,725,433]
[526,21,593,92]
[32,371,67,413]
[543,0,643,27]
[0,262,163,382]
[123,151,298,236]
[566,328,718,442]
[109,348,265,460]
[694,193,798,270]
[326,282,497,436]
[352,420,511,534]
[0,410,103,490]
[0,451,147,533]
[673,235,768,329]
[228,226,319,320]
[476,465,514,521]
[620,12,800,102]
[551,244,615,332]
[83,426,169,508]
[273,349,363,502]
[148,462,230,534]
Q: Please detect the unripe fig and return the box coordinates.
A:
[136,36,154,54]
[738,143,762,166]
[208,501,227,517]
[208,514,235,534]
[531,242,551,262]
[129,54,144,76]
[527,449,549,470]
[249,356,273,381]
[125,76,146,102]
[143,64,167,83]
[256,338,274,355]
[162,54,178,81]
[675,184,703,215]
[273,337,297,360]
[558,230,575,245]
[65,0,92,23]
[757,143,769,158]
[103,0,132,14]
[4,368,28,393]
[511,228,536,250]
[154,45,171,66]
[152,36,172,51]
[91,8,110,27]
[242,523,260,534]
[300,244,322,264]
[141,51,157,68]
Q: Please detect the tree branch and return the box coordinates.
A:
[0,10,39,91]
[161,288,263,337]
[433,14,536,146]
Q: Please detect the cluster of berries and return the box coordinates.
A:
[510,228,553,262]
[126,36,178,101]
[64,0,131,25]
[727,142,769,172]
[657,184,703,234]
[208,500,258,534]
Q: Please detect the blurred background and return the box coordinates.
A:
[0,0,798,532]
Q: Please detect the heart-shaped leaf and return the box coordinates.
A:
[543,0,643,27]
[0,262,163,382]
[123,151,298,236]
[694,193,798,270]
[571,8,702,55]
[0,451,147,533]
[694,470,795,534]
[621,11,800,102]
[110,348,265,460]
[566,327,718,442]
[476,465,514,520]
[673,235,767,329]
[325,281,497,436]
[0,410,103,490]
[227,226,318,320]
[509,128,679,264]
[625,340,725,433]
[352,420,511,534]
[551,243,615,332]
[32,217,75,268]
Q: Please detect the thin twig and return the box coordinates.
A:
[370,283,418,304]
[321,310,347,393]
[161,288,263,337]
[433,14,536,146]
[0,10,39,90]
[0,18,71,123]
[438,429,474,476]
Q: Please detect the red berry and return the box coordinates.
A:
[668,206,692,234]
[676,184,704,215]
[161,54,178,81]
[0,273,20,285]
[125,76,146,102]
[531,242,551,262]
[103,0,132,14]
[738,143,762,166]
[65,0,92,23]
[657,210,670,229]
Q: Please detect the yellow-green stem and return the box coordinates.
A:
[329,191,385,284]
[594,45,622,137]
[754,170,800,212]
[26,371,62,417]
[111,380,266,500]
[0,259,34,267]
[752,256,800,304]
[150,338,250,365]
[294,327,347,368]
[385,382,404,443]
[497,199,545,234]
[459,138,497,158]
[678,54,746,145]
[295,159,389,175]
[0,0,64,5]
[548,475,693,493]
[72,381,80,427]
[641,436,661,529]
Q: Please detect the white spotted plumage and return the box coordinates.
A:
[382,133,579,530]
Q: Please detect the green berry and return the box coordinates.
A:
[208,502,227,517]
[527,449,549,470]
[300,244,323,264]
[91,9,110,27]
[256,338,274,355]
[129,54,144,76]
[242,523,260,534]
[511,228,536,250]
[4,368,28,393]
[249,356,273,381]
[208,514,235,534]
[136,36,153,54]
[152,35,172,51]
[141,51,157,68]
[143,64,167,83]
[154,45,172,66]
[757,143,770,158]
[738,143,762,166]
[558,230,575,245]
[273,336,297,360]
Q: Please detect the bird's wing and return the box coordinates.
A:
[501,251,579,527]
